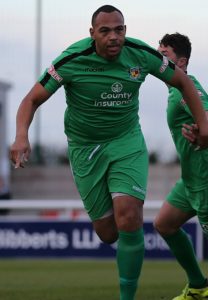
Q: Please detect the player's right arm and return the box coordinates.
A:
[10,82,51,168]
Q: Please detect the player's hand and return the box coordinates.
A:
[196,120,208,150]
[10,137,31,169]
[182,123,198,144]
[182,122,208,150]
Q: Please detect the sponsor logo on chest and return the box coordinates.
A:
[94,82,133,107]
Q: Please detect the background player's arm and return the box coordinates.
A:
[165,67,208,148]
[10,82,51,168]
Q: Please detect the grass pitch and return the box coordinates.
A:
[0,259,207,300]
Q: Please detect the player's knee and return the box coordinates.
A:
[116,206,142,232]
[154,217,174,236]
[117,214,141,232]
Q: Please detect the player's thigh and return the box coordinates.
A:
[68,142,113,221]
[155,180,195,234]
[108,144,149,202]
[154,201,193,235]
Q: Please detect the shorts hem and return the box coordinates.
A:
[166,198,194,213]
[111,190,145,201]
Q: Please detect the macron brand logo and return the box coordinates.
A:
[132,185,145,195]
[48,65,63,83]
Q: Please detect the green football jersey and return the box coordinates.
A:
[167,75,208,191]
[39,37,175,143]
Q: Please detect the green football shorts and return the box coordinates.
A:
[167,178,208,233]
[68,126,148,221]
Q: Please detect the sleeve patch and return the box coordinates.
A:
[48,65,63,83]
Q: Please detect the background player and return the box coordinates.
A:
[154,32,208,300]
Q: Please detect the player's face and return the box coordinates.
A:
[158,44,187,69]
[90,11,126,60]
[158,44,178,64]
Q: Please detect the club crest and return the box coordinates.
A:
[129,66,141,80]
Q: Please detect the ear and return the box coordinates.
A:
[90,27,94,39]
[178,57,187,68]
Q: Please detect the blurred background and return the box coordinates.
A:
[2,0,208,157]
[0,0,207,260]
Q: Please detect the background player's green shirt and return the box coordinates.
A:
[39,37,175,144]
[167,75,208,191]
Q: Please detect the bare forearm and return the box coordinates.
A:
[15,97,38,139]
[182,82,206,125]
[10,83,51,168]
[15,82,51,140]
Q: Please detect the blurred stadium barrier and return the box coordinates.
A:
[0,199,205,260]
